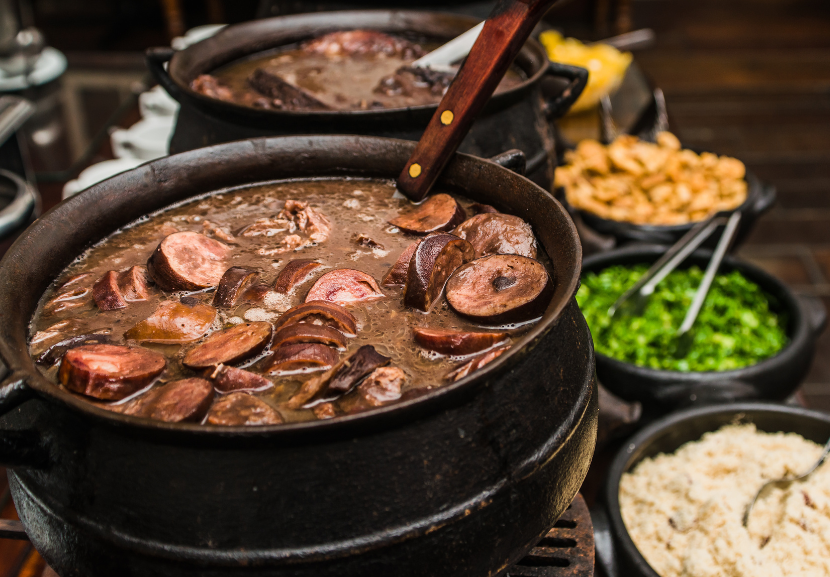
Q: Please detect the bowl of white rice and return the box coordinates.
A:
[604,403,830,577]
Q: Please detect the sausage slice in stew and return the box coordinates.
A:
[264,343,339,373]
[305,269,384,306]
[404,234,474,311]
[273,301,357,335]
[345,366,405,413]
[285,345,390,409]
[446,255,553,324]
[445,346,510,382]
[206,393,283,426]
[210,364,273,393]
[452,213,537,259]
[147,231,231,291]
[118,266,150,301]
[273,259,323,293]
[381,239,421,287]
[93,271,127,311]
[213,267,259,308]
[125,378,214,423]
[59,344,165,401]
[182,322,272,369]
[36,331,111,366]
[389,193,466,234]
[272,323,346,349]
[125,300,217,344]
[413,327,508,356]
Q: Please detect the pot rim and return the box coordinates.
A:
[604,402,830,577]
[581,244,811,381]
[166,10,550,119]
[0,135,582,438]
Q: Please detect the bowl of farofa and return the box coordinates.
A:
[555,132,776,248]
[580,245,826,410]
[604,403,830,577]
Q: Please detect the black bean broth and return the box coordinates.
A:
[29,178,551,425]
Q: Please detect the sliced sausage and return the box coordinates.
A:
[147,231,231,291]
[381,239,421,287]
[413,327,509,356]
[182,322,272,369]
[264,343,339,373]
[36,331,112,366]
[451,213,537,259]
[125,378,214,423]
[445,346,510,382]
[206,393,283,426]
[125,300,217,344]
[58,344,166,401]
[273,259,322,294]
[285,345,390,409]
[446,255,553,324]
[272,323,346,350]
[389,193,466,235]
[404,234,474,312]
[313,402,337,420]
[305,269,385,306]
[213,267,259,308]
[273,301,357,335]
[345,366,405,414]
[93,271,127,311]
[209,364,273,393]
[118,266,150,301]
[327,345,391,395]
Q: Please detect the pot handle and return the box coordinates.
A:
[0,369,48,469]
[145,47,182,102]
[543,62,589,120]
[489,149,527,175]
[797,293,828,338]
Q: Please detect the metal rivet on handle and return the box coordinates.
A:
[409,163,422,178]
[440,110,454,125]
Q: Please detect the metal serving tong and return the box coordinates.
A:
[608,210,743,353]
[398,0,571,202]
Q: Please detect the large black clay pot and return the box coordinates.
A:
[146,10,588,190]
[0,136,597,577]
[582,245,826,411]
[602,403,830,577]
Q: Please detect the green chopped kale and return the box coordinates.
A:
[576,265,788,372]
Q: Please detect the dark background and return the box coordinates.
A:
[1,0,829,574]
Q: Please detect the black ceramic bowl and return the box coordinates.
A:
[581,245,826,410]
[602,402,830,577]
[559,167,776,249]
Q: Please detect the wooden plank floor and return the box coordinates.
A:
[2,0,830,574]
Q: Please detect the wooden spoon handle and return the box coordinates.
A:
[398,0,559,202]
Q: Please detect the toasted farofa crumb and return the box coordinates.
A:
[619,424,830,577]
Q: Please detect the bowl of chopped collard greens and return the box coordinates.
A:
[579,245,826,409]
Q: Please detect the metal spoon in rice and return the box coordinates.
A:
[743,435,830,527]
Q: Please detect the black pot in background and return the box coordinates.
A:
[558,168,776,251]
[0,136,597,577]
[601,403,830,577]
[581,245,827,412]
[146,10,588,190]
